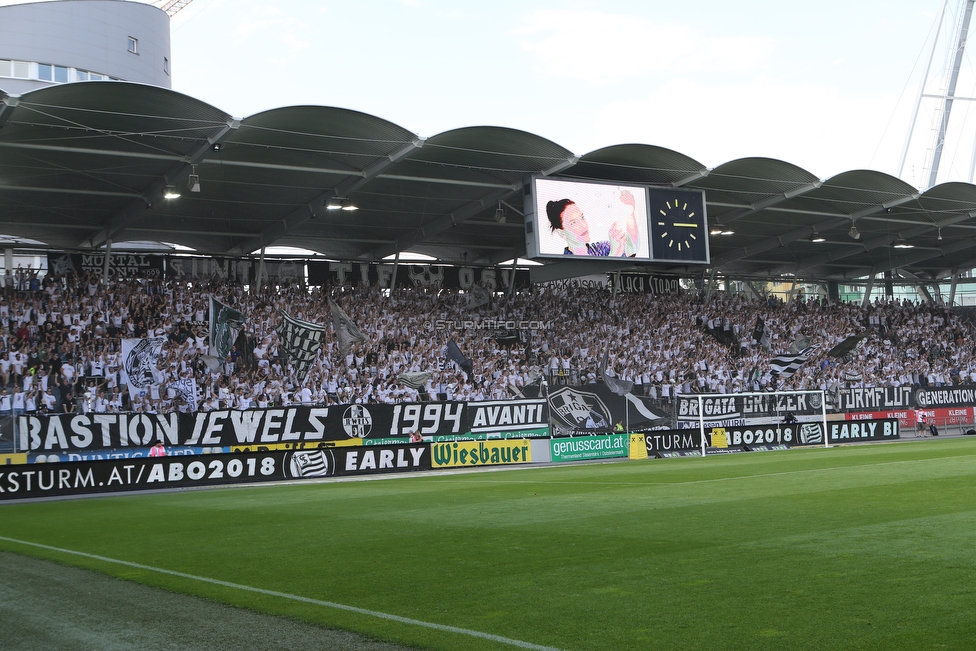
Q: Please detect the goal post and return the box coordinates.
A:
[692,389,829,455]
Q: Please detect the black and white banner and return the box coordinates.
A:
[327,301,366,359]
[548,385,667,435]
[914,386,976,409]
[606,273,681,295]
[121,337,165,397]
[834,387,914,412]
[709,423,824,447]
[642,428,703,455]
[277,310,326,381]
[209,296,244,361]
[47,252,164,278]
[14,400,550,453]
[0,445,431,500]
[306,261,530,291]
[676,392,824,422]
[827,418,900,443]
[769,346,816,378]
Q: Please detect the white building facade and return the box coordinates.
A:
[0,0,170,94]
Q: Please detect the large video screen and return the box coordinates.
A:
[530,178,651,260]
[526,178,709,264]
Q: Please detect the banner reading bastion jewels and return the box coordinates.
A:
[13,400,550,455]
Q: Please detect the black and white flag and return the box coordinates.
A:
[466,284,491,310]
[121,337,165,397]
[209,296,245,361]
[328,300,367,358]
[788,336,811,355]
[277,310,325,382]
[770,346,817,378]
[753,316,771,351]
[599,350,633,396]
[397,372,432,389]
[289,450,333,478]
[170,377,199,410]
[445,340,473,377]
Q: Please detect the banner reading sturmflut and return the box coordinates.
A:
[276,310,325,381]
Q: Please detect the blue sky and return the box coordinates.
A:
[6,0,974,187]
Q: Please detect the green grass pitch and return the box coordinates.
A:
[2,438,976,651]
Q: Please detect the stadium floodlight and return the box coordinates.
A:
[893,238,913,249]
[811,231,825,242]
[849,222,860,240]
[326,198,343,210]
[494,202,506,223]
[187,165,200,193]
[341,198,358,211]
[163,185,180,199]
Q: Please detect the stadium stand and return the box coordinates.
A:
[0,266,973,415]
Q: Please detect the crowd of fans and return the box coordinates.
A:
[0,266,973,416]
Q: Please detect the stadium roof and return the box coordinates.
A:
[2,81,976,284]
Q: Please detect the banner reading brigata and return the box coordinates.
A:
[15,400,549,453]
[675,392,824,423]
[0,445,430,500]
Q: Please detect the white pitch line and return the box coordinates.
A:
[0,535,567,651]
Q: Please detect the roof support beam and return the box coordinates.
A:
[83,120,240,249]
[714,180,823,225]
[836,238,976,279]
[227,137,426,256]
[711,193,921,268]
[769,210,975,276]
[0,95,20,130]
[0,185,143,199]
[0,141,182,162]
[362,156,578,261]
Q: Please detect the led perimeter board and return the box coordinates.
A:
[524,177,709,264]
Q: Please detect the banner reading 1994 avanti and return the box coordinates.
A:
[12,400,549,454]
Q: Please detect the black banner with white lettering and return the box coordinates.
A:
[833,387,914,412]
[14,400,549,454]
[643,428,703,454]
[606,273,681,294]
[306,261,530,291]
[0,445,430,500]
[708,422,825,447]
[47,252,164,278]
[914,386,976,409]
[165,256,254,283]
[675,392,825,422]
[463,400,549,437]
[827,418,900,444]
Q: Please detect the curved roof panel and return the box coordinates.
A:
[1,82,975,282]
[565,144,707,187]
